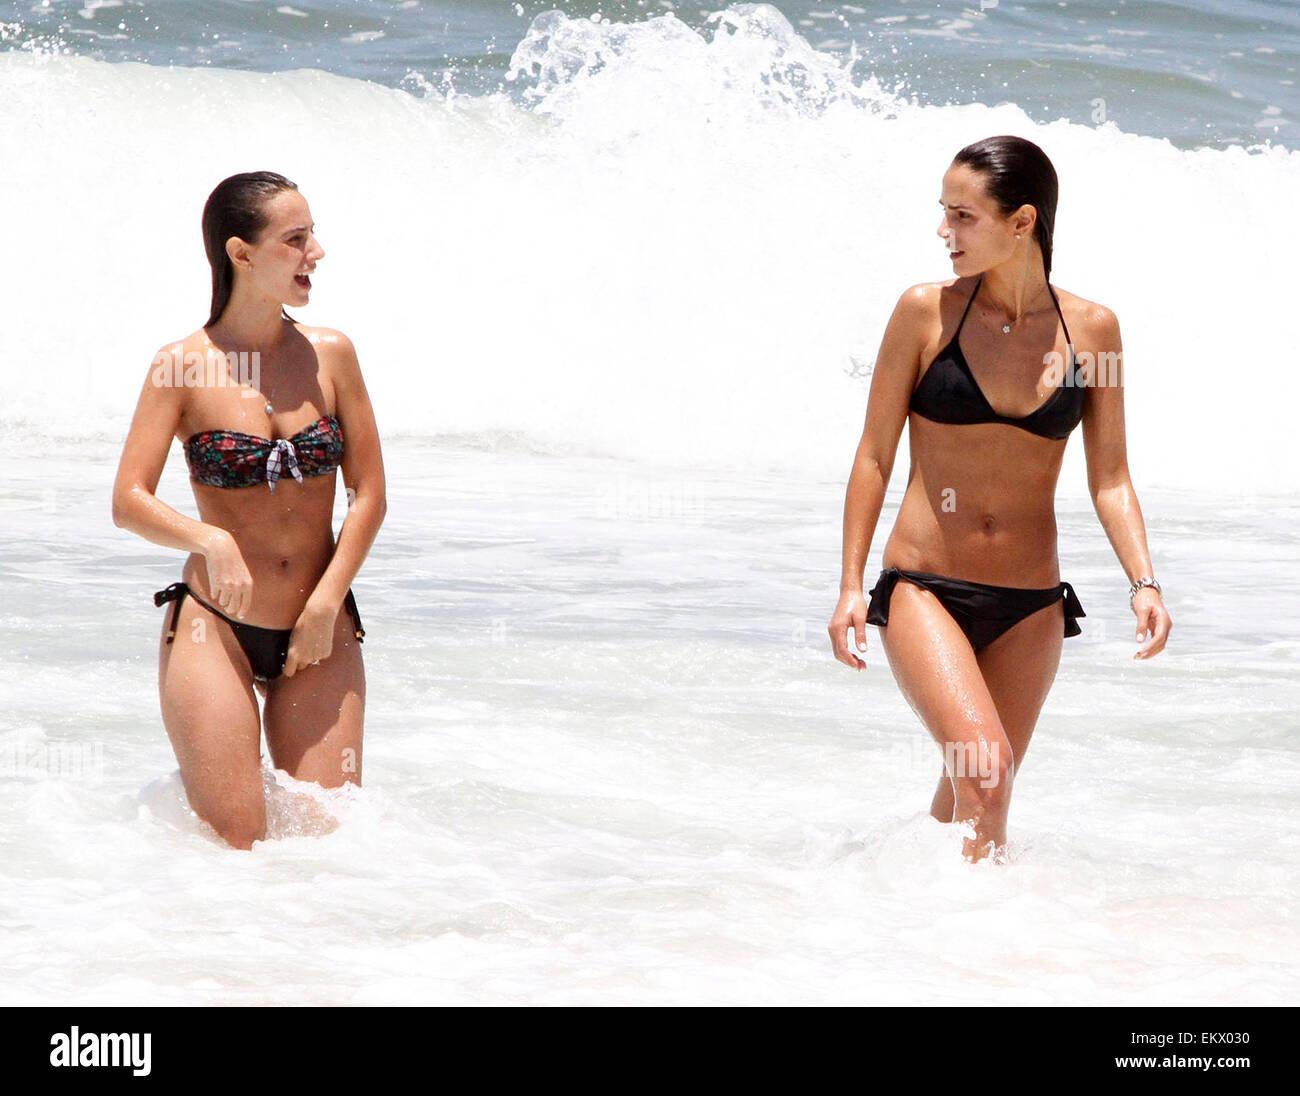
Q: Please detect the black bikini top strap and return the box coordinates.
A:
[954,274,983,334]
[1047,283,1074,366]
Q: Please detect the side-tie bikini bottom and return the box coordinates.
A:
[866,567,1085,652]
[153,581,365,682]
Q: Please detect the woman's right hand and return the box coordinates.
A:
[201,527,254,619]
[829,589,869,670]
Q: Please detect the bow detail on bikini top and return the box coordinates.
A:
[265,438,303,491]
[183,414,344,490]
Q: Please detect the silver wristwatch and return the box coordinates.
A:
[1129,576,1161,606]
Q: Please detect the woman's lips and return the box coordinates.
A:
[294,274,311,288]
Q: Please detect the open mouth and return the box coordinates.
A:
[948,250,964,259]
[294,273,312,289]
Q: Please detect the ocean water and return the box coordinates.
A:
[3,439,1299,1004]
[4,0,1296,148]
[1,1,1298,1004]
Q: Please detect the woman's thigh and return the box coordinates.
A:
[975,598,1065,766]
[262,601,365,787]
[157,596,264,839]
[876,581,1011,785]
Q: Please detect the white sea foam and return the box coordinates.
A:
[1,438,1297,1004]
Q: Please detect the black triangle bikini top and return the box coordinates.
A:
[909,275,1085,441]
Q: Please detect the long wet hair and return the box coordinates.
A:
[952,136,1059,282]
[202,171,300,329]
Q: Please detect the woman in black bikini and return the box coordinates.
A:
[828,136,1171,863]
[112,172,387,849]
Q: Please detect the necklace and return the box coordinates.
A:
[987,287,1050,334]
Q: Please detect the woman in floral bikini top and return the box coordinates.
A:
[112,171,387,850]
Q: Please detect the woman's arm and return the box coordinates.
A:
[112,345,253,615]
[829,286,927,669]
[1080,307,1172,659]
[301,331,387,616]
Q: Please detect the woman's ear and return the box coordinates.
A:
[224,236,252,271]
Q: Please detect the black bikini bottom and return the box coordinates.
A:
[153,581,365,682]
[866,567,1085,652]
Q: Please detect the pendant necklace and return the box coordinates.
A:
[994,235,1042,333]
[996,289,1049,334]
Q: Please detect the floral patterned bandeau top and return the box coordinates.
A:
[184,414,344,491]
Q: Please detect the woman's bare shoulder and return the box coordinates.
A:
[890,277,979,334]
[142,330,214,398]
[294,323,358,360]
[292,325,364,405]
[1051,285,1121,342]
[151,327,212,358]
[898,276,980,309]
[898,277,957,300]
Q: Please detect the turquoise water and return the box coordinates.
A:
[3,0,1296,148]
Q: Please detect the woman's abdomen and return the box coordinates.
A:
[883,468,1062,587]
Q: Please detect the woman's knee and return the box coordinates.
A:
[197,797,267,850]
[950,740,1014,809]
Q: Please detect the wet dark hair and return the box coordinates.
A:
[952,136,1059,282]
[201,171,300,329]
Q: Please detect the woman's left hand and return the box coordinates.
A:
[283,597,338,677]
[1132,588,1171,660]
